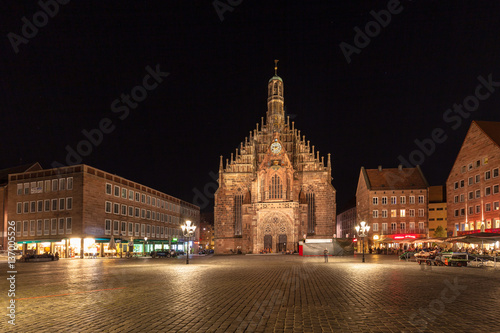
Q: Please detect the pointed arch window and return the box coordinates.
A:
[269,174,283,199]
[234,194,243,236]
[307,192,316,234]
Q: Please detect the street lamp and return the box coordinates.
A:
[181,220,196,264]
[144,237,148,257]
[355,221,370,263]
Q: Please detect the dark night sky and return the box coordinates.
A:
[1,1,500,212]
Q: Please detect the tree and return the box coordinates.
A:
[433,225,447,238]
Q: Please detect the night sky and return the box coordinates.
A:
[2,1,500,212]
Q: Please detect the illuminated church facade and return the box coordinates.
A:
[214,63,336,254]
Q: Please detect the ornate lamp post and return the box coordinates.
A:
[181,220,197,264]
[143,237,148,257]
[355,221,370,263]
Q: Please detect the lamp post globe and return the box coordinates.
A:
[355,221,370,263]
[182,220,197,264]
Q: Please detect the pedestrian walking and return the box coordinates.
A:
[324,248,329,262]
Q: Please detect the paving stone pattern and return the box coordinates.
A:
[1,255,499,333]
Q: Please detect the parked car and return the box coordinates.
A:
[469,257,495,268]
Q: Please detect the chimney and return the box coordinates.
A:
[378,165,382,171]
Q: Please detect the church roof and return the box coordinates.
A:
[269,75,283,82]
[362,166,428,191]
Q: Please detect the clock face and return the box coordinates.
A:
[271,142,282,154]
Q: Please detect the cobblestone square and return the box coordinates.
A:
[1,254,499,332]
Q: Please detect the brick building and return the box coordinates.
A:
[356,165,429,247]
[0,163,42,251]
[214,65,336,254]
[446,121,500,236]
[428,185,447,237]
[336,198,356,239]
[8,164,199,257]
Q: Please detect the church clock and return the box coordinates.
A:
[270,142,282,154]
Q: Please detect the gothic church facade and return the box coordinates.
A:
[214,66,336,254]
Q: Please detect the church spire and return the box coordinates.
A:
[267,60,285,133]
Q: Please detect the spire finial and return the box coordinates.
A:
[274,59,279,75]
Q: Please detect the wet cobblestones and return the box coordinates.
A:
[1,254,499,332]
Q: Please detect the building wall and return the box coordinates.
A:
[428,202,447,236]
[7,164,200,254]
[446,123,500,235]
[336,206,356,238]
[356,168,428,244]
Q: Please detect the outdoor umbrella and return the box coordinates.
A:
[109,235,116,251]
